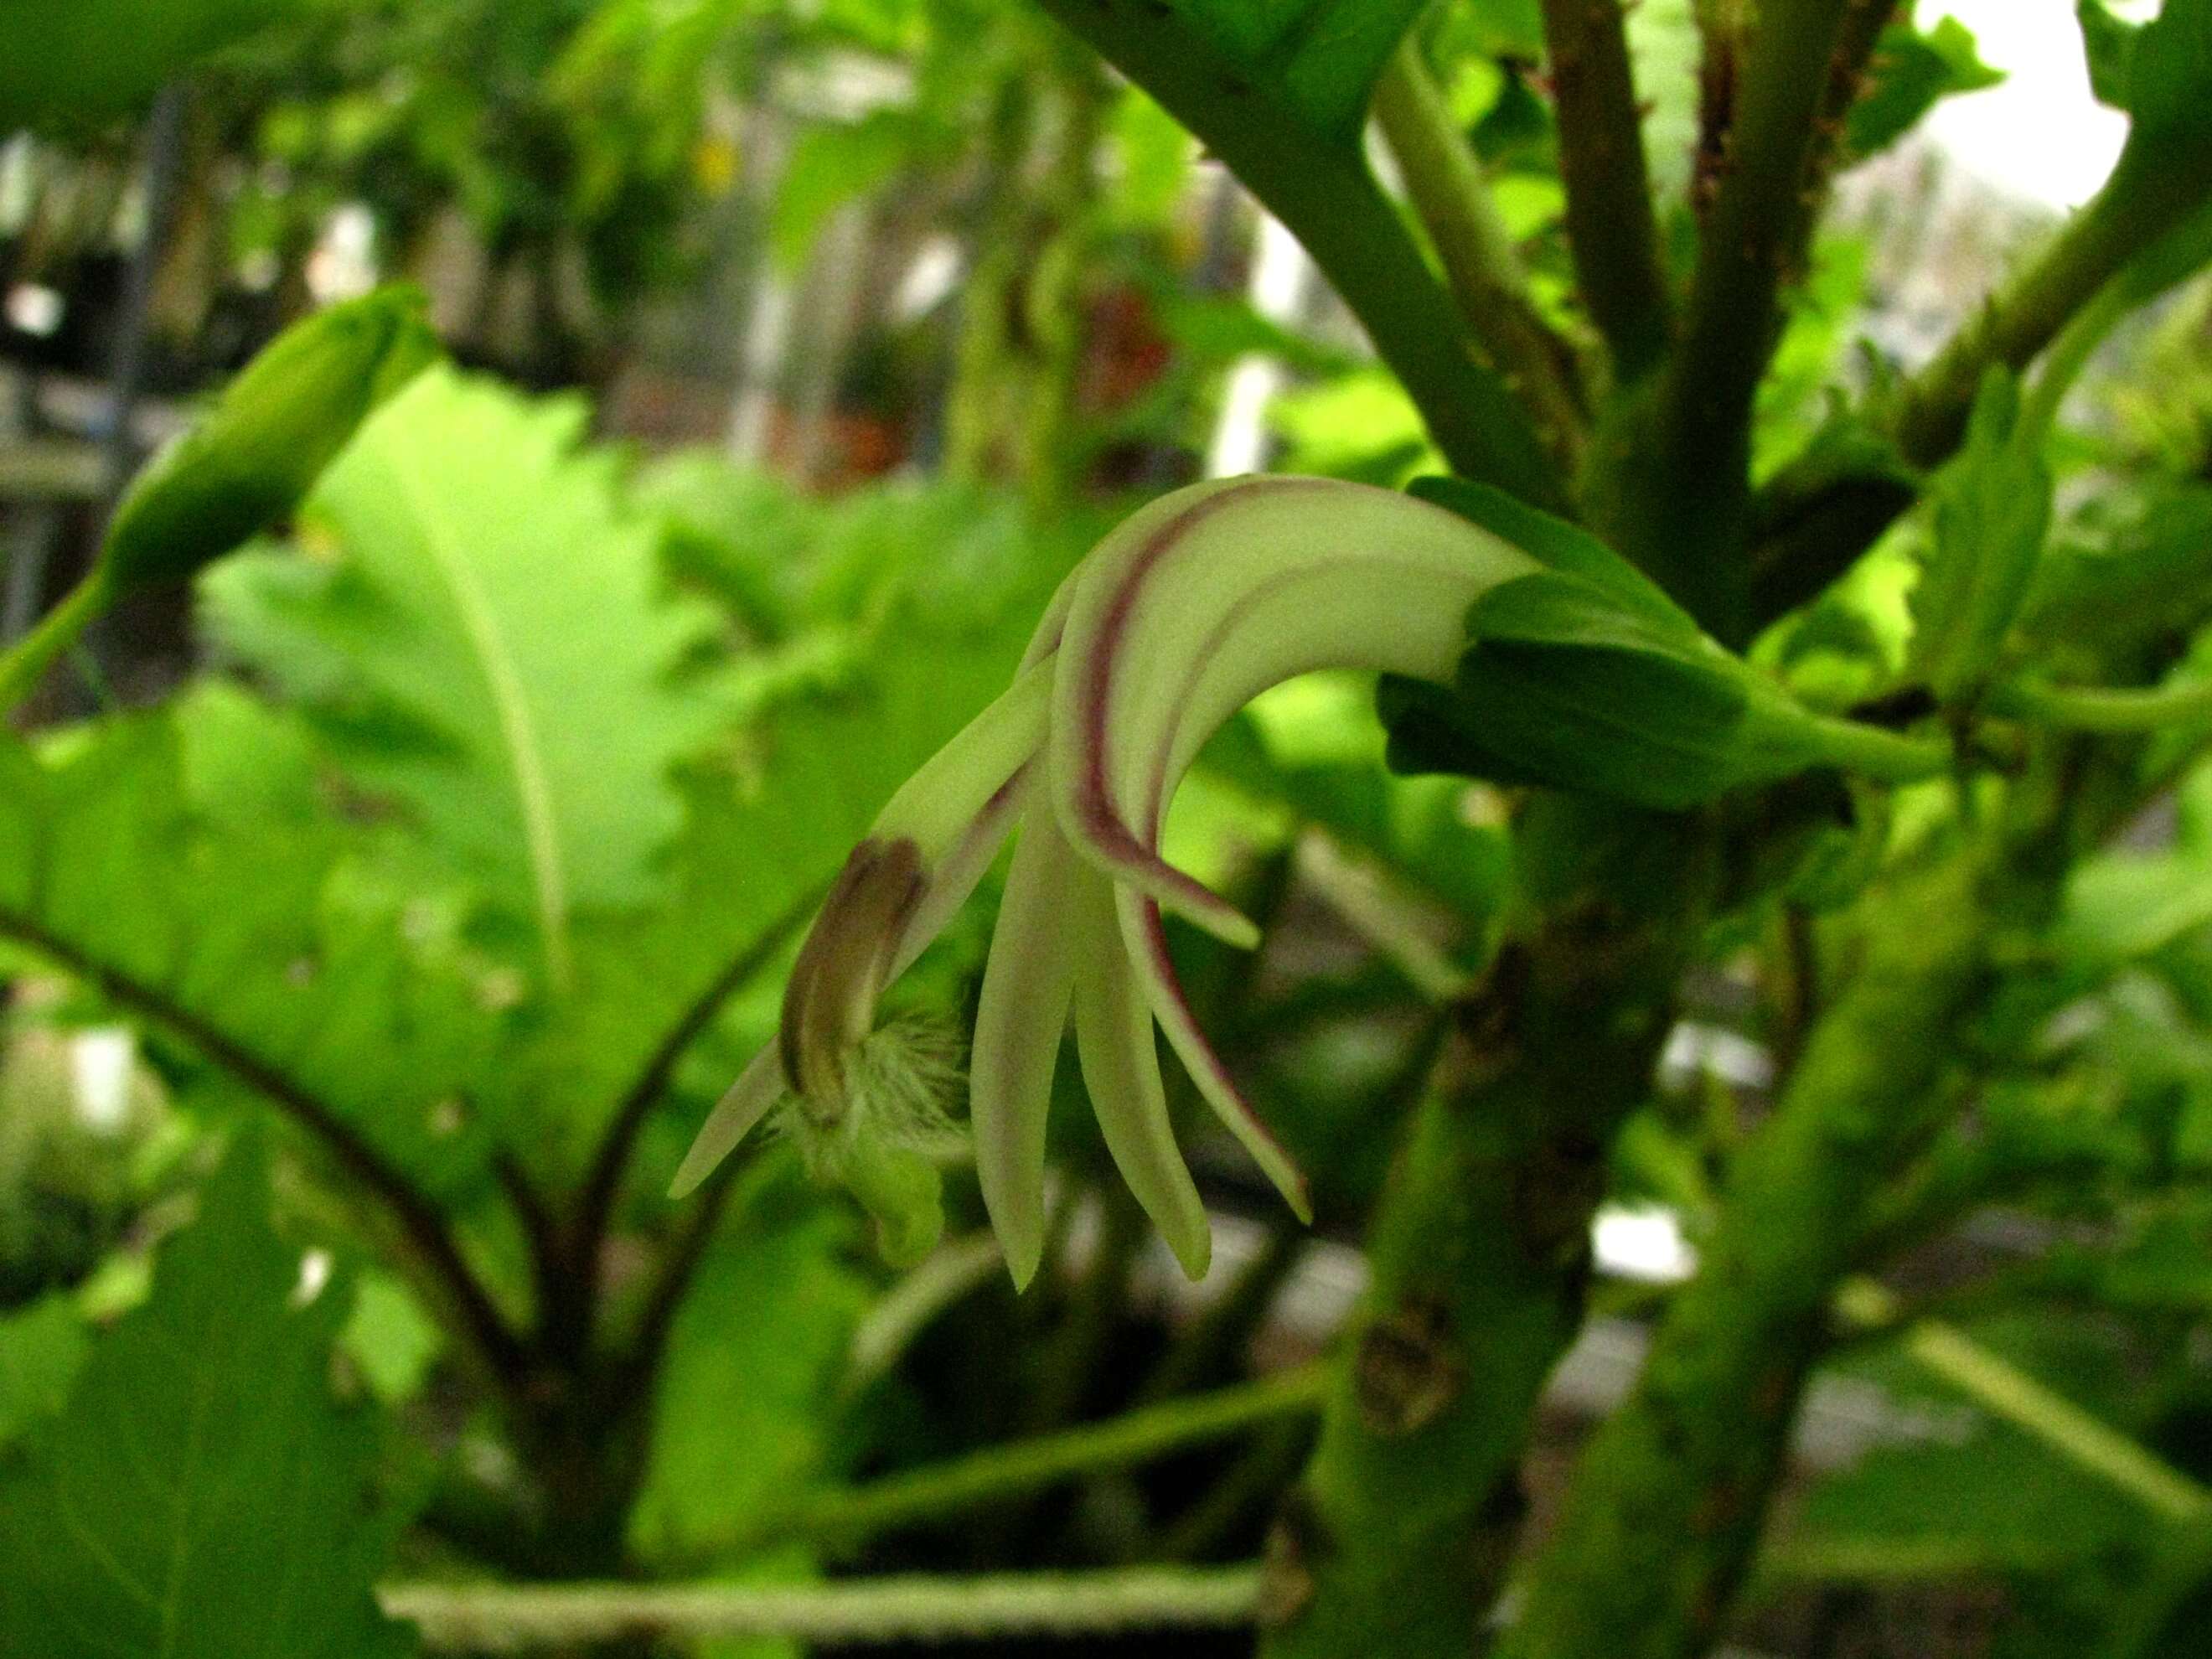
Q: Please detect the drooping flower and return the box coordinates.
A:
[670,476,1946,1284]
[669,477,1536,1281]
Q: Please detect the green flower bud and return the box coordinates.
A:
[99,286,438,596]
[0,287,437,713]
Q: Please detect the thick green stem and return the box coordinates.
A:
[1607,0,1860,638]
[383,1565,1264,1648]
[1895,161,2212,469]
[1372,41,1585,477]
[1261,811,1709,1656]
[1495,855,1992,1659]
[1538,0,1673,381]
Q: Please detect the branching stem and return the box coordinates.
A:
[561,891,817,1352]
[1372,40,1586,475]
[1538,0,1673,380]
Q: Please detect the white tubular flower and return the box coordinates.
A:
[670,476,1543,1284]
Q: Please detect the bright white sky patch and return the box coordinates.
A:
[1914,0,2141,209]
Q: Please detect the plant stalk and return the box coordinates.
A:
[384,1566,1265,1648]
[1494,854,1992,1659]
[1372,40,1586,477]
[1538,0,1673,381]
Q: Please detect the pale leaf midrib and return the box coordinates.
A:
[387,452,571,985]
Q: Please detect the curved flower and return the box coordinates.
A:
[669,477,1542,1284]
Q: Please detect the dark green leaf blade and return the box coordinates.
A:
[0,0,306,135]
[0,1138,414,1658]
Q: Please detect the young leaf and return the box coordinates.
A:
[1909,369,2051,700]
[1842,18,2003,163]
[0,1137,415,1657]
[204,369,727,982]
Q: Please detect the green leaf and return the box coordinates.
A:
[2020,483,2212,654]
[0,0,306,135]
[0,705,500,1193]
[628,1164,871,1559]
[1842,18,2003,163]
[1908,369,2051,700]
[203,368,727,982]
[1384,604,1757,810]
[772,114,921,272]
[0,1295,87,1452]
[2078,1,2142,108]
[2062,853,2212,966]
[1408,476,1700,641]
[101,287,440,597]
[0,1137,414,1657]
[2093,0,2212,186]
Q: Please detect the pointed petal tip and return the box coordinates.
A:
[1004,1243,1042,1294]
[1192,901,1263,952]
[1165,1221,1213,1283]
[666,1161,706,1202]
[667,1129,728,1201]
[1131,859,1261,950]
[669,1047,782,1202]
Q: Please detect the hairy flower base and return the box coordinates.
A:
[670,475,1946,1285]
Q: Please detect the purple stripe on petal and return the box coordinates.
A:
[1117,885,1313,1224]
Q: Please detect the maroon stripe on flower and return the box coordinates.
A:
[1072,479,1343,867]
[1139,897,1310,1217]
